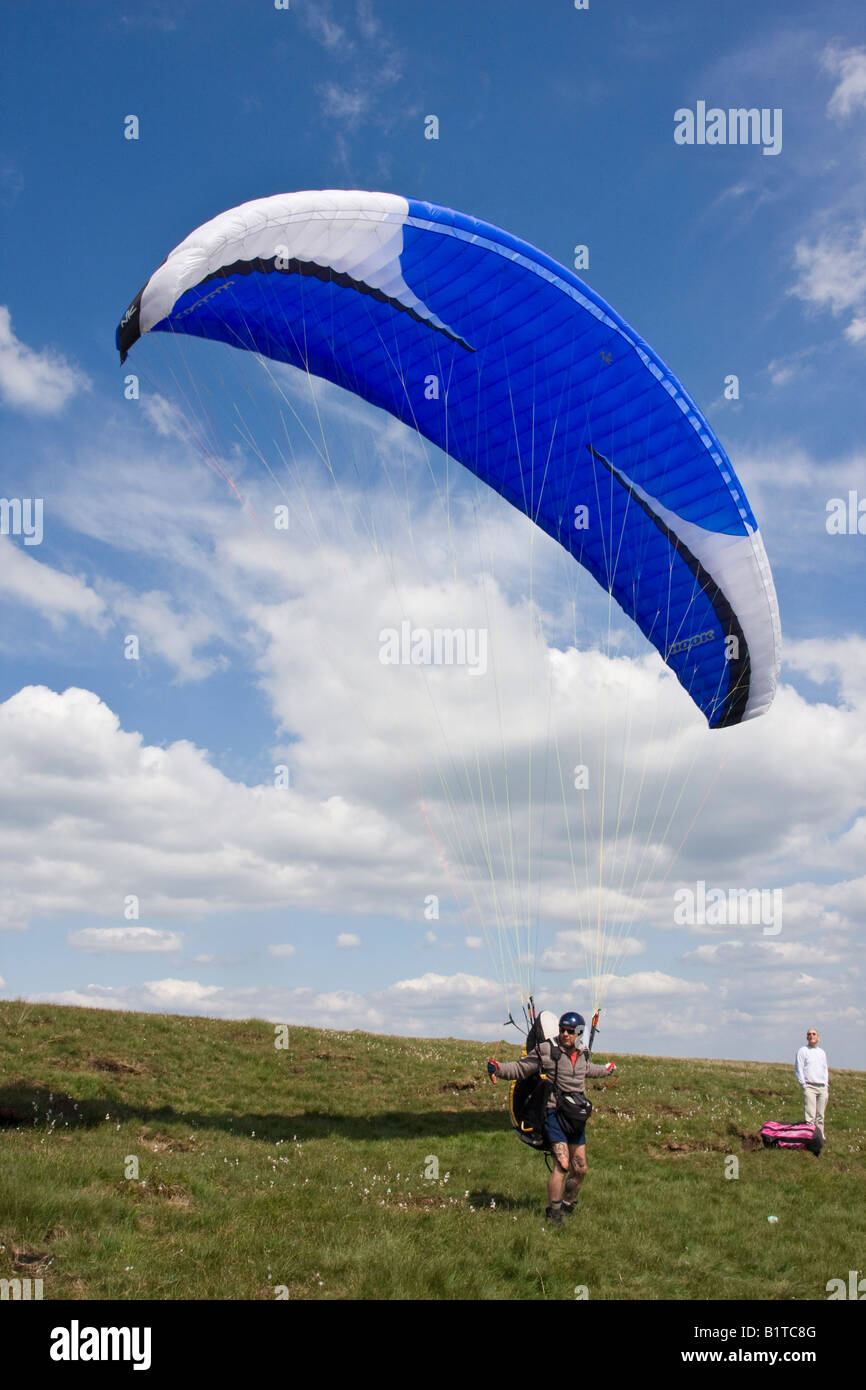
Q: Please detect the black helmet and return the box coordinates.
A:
[559,1011,585,1034]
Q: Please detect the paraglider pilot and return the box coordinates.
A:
[488,1012,616,1226]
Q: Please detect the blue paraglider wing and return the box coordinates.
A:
[117,190,780,726]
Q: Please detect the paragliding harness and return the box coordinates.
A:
[508,1003,594,1152]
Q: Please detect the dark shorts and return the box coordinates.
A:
[543,1108,586,1148]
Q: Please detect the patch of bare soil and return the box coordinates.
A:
[89,1057,143,1075]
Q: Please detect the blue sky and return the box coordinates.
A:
[1,1,865,1067]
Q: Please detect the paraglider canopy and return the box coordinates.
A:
[117,190,780,730]
[117,190,783,1034]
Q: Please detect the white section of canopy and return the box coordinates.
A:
[612,471,781,722]
[138,190,452,339]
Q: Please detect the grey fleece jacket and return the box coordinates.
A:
[496,1040,609,1107]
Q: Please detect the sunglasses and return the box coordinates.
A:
[561,1027,581,1035]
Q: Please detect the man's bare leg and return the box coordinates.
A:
[548,1142,569,1205]
[563,1143,587,1206]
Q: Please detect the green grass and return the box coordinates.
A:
[0,999,861,1300]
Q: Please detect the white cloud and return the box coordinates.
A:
[68,927,183,954]
[14,956,862,1061]
[568,971,709,1001]
[765,346,820,388]
[0,683,422,934]
[0,683,419,931]
[649,1012,712,1040]
[683,940,842,969]
[791,225,866,340]
[268,943,296,957]
[784,635,866,711]
[823,43,866,121]
[2,423,865,1062]
[300,4,347,52]
[540,929,645,972]
[142,978,223,1007]
[0,538,106,629]
[319,83,369,121]
[141,393,191,439]
[109,587,227,683]
[724,442,866,579]
[336,933,361,949]
[387,972,501,1000]
[106,971,468,1043]
[301,0,404,168]
[5,373,866,1063]
[0,306,90,414]
[31,988,127,1010]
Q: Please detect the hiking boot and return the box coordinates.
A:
[561,1199,577,1215]
[545,1204,564,1227]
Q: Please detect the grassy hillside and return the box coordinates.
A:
[0,999,862,1301]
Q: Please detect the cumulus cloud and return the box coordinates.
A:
[682,940,842,968]
[268,943,296,957]
[14,956,862,1060]
[2,434,864,1057]
[388,971,499,999]
[336,933,361,949]
[540,929,645,972]
[784,635,866,711]
[0,306,90,413]
[142,978,223,1008]
[31,988,127,1011]
[0,683,426,933]
[35,385,862,978]
[569,970,709,1001]
[5,370,865,1062]
[69,927,183,954]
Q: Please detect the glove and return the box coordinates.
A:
[605,1061,616,1074]
[487,1058,500,1077]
